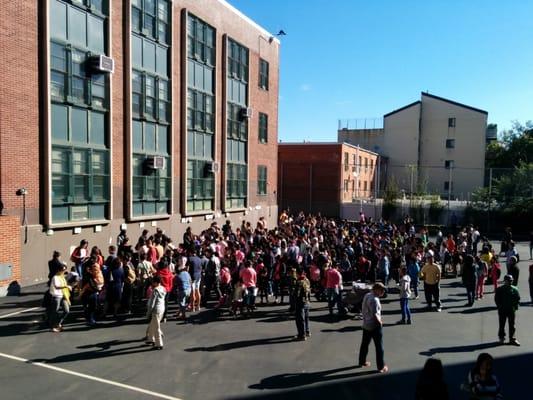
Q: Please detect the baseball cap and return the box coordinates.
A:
[503,274,513,283]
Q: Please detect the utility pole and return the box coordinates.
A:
[487,167,492,234]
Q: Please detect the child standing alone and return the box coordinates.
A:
[399,267,412,324]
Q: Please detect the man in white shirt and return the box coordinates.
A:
[358,282,388,373]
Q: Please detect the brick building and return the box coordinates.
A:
[0,0,279,289]
[278,143,379,218]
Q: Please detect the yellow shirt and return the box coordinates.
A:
[421,262,441,285]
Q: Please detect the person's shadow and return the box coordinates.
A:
[185,335,295,352]
[249,365,376,390]
[420,341,501,356]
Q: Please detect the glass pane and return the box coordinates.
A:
[71,77,86,103]
[131,0,141,8]
[194,132,203,157]
[89,204,106,220]
[133,202,143,216]
[159,178,167,198]
[52,175,69,203]
[50,0,67,41]
[145,123,156,151]
[74,175,89,200]
[132,177,143,200]
[158,101,168,122]
[52,206,69,223]
[144,202,156,215]
[133,120,143,150]
[158,79,169,100]
[158,1,169,21]
[51,72,65,99]
[156,46,167,76]
[144,15,155,38]
[205,133,212,158]
[68,6,87,47]
[51,104,68,141]
[132,155,144,176]
[92,151,107,174]
[73,150,88,174]
[158,22,168,44]
[51,42,66,71]
[146,177,156,198]
[52,148,69,173]
[145,0,156,14]
[132,35,143,67]
[157,125,168,153]
[87,15,104,53]
[71,205,89,220]
[132,8,141,32]
[90,111,105,145]
[91,0,105,14]
[92,175,105,199]
[157,201,167,214]
[71,108,88,143]
[143,40,156,71]
[187,132,194,155]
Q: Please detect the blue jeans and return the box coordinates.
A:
[83,292,98,325]
[295,303,310,337]
[400,298,411,322]
[244,287,256,307]
[327,287,343,314]
[358,326,385,370]
[410,276,419,297]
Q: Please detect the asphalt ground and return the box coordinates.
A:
[0,242,531,400]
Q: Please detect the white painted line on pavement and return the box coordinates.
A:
[0,307,40,319]
[0,352,184,400]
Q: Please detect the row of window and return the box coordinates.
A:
[343,152,375,170]
[343,179,374,193]
[132,70,170,121]
[132,0,170,44]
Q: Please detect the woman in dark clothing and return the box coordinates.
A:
[462,255,477,307]
[415,358,449,400]
[105,257,125,318]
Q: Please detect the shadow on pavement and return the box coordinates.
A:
[448,305,497,314]
[184,335,295,352]
[420,341,502,356]
[233,352,532,400]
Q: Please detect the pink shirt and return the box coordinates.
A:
[326,268,342,289]
[240,267,257,288]
[235,250,245,264]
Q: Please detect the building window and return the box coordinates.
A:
[444,160,454,169]
[132,0,171,217]
[50,0,109,224]
[364,181,368,192]
[344,180,349,192]
[259,58,269,90]
[131,0,169,44]
[257,165,267,195]
[446,139,455,148]
[444,181,453,191]
[258,112,268,143]
[226,38,249,209]
[364,157,368,171]
[187,14,215,212]
[448,117,456,127]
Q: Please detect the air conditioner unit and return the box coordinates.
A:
[240,107,253,119]
[87,55,115,74]
[205,161,219,173]
[145,156,165,170]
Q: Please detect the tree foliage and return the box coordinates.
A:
[486,120,533,169]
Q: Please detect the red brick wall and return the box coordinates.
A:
[0,1,40,223]
[0,216,21,287]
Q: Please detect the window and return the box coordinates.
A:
[448,117,456,127]
[344,180,349,192]
[131,69,169,121]
[364,157,368,171]
[446,139,455,148]
[132,34,168,73]
[131,0,169,44]
[364,181,368,191]
[228,39,249,82]
[258,113,268,143]
[187,14,215,212]
[259,58,269,90]
[50,41,108,108]
[257,166,267,195]
[445,160,454,169]
[226,164,247,209]
[444,181,453,191]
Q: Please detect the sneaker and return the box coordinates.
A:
[359,361,371,368]
[398,320,406,325]
[436,308,442,312]
[379,365,389,373]
[51,327,61,333]
[305,332,311,337]
[498,337,505,345]
[293,335,306,341]
[153,346,163,350]
[145,341,155,346]
[415,296,419,300]
[407,320,412,325]
[510,339,520,346]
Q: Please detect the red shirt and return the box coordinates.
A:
[326,268,342,289]
[156,268,173,293]
[240,267,257,288]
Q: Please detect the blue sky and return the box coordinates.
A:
[227,0,533,142]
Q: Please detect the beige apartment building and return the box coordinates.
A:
[339,92,488,199]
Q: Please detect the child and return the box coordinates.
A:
[399,266,412,324]
[463,353,502,399]
[145,275,166,350]
[231,279,245,316]
[258,266,269,304]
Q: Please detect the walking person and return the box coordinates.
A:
[420,251,442,312]
[326,263,345,315]
[398,267,412,324]
[47,264,71,332]
[357,282,388,373]
[462,255,477,307]
[293,268,311,341]
[494,274,520,346]
[145,276,166,350]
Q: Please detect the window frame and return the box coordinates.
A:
[446,139,455,149]
[259,58,269,90]
[258,112,268,143]
[448,117,456,127]
[257,165,267,195]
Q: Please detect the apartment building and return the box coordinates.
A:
[338,92,488,198]
[0,0,279,290]
[278,143,378,217]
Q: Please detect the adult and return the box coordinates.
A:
[48,264,71,332]
[326,264,344,315]
[104,256,125,318]
[240,260,257,312]
[494,274,520,346]
[70,239,89,278]
[507,256,519,285]
[174,265,192,321]
[187,249,203,312]
[420,251,442,312]
[145,276,166,350]
[463,353,502,399]
[358,282,388,373]
[47,251,65,285]
[398,267,412,324]
[155,259,173,322]
[415,358,449,400]
[462,255,477,307]
[117,228,127,248]
[293,268,311,340]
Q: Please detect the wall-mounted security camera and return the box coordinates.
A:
[16,188,28,196]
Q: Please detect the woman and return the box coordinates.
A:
[105,257,125,318]
[464,353,502,399]
[415,358,449,400]
[48,264,71,332]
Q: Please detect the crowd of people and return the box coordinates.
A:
[43,210,530,396]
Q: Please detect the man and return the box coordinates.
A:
[358,282,388,373]
[240,260,257,313]
[293,268,311,340]
[187,249,203,312]
[326,264,344,315]
[420,250,442,312]
[495,274,520,346]
[462,255,477,307]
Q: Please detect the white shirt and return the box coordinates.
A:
[362,292,382,330]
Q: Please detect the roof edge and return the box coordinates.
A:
[383,101,421,118]
[421,92,488,115]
